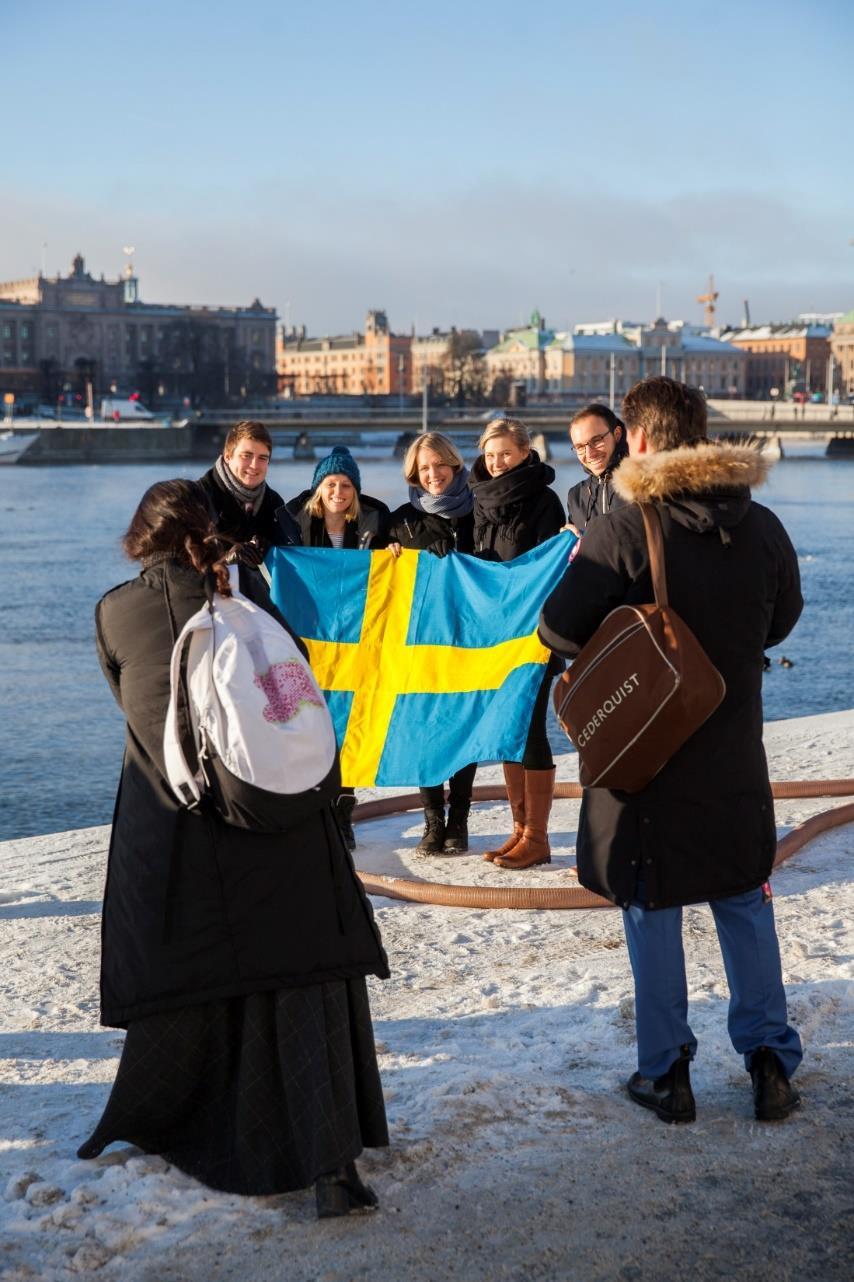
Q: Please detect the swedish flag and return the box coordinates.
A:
[265,534,575,787]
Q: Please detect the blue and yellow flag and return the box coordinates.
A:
[265,534,574,787]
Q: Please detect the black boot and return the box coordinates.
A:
[315,1161,379,1219]
[627,1046,696,1123]
[443,800,470,853]
[750,1047,801,1121]
[416,808,445,856]
[335,793,357,853]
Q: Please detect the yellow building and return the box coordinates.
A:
[276,310,411,397]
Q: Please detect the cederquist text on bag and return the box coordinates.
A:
[576,673,641,748]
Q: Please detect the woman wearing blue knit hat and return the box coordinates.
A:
[281,448,390,851]
[281,446,390,550]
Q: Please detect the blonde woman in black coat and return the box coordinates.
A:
[78,480,389,1219]
[388,431,477,854]
[470,417,565,871]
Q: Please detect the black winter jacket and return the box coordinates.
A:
[197,466,287,555]
[566,435,629,531]
[470,452,565,562]
[387,503,474,556]
[281,490,390,549]
[95,559,389,1028]
[538,443,802,911]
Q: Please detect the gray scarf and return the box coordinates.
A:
[215,453,266,514]
[408,465,473,518]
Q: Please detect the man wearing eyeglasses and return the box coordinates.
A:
[566,403,629,534]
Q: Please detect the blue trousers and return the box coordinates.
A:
[622,885,802,1081]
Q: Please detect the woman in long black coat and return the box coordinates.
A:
[79,480,389,1219]
[470,417,565,871]
[387,431,477,855]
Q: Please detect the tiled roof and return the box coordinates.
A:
[723,324,831,341]
[492,326,555,353]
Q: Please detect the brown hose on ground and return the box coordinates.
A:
[354,780,854,910]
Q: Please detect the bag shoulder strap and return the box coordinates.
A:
[163,601,212,805]
[638,503,668,608]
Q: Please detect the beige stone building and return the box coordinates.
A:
[0,253,276,407]
[410,327,495,398]
[830,311,854,398]
[484,315,745,400]
[570,319,746,397]
[276,310,411,397]
[484,311,554,396]
[545,331,642,397]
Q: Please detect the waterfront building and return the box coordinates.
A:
[0,254,277,407]
[719,323,831,398]
[830,311,854,399]
[545,330,641,398]
[483,311,555,397]
[537,317,745,399]
[276,310,411,397]
[410,327,497,399]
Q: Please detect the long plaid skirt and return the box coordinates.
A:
[78,979,388,1195]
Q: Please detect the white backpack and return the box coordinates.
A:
[163,565,339,831]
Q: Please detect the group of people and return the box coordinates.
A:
[80,376,805,1221]
[198,413,571,868]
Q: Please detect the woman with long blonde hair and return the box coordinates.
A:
[388,431,477,854]
[470,418,565,870]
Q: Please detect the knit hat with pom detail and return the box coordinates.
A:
[310,445,361,495]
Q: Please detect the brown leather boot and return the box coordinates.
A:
[483,762,525,862]
[495,767,555,870]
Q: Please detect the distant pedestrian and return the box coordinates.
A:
[388,431,477,855]
[540,377,804,1123]
[565,403,628,534]
[198,420,295,559]
[471,417,565,870]
[282,446,390,849]
[79,479,389,1217]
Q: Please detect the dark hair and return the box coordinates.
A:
[224,420,273,455]
[622,377,707,450]
[123,479,235,596]
[569,403,624,434]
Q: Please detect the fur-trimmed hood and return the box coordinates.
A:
[612,442,768,504]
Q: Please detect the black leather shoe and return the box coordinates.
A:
[416,808,445,856]
[443,803,470,853]
[627,1047,696,1123]
[750,1047,801,1121]
[315,1162,379,1219]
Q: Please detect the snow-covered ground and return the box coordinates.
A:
[1,712,852,1281]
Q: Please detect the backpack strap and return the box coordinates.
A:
[163,604,212,805]
[638,503,669,608]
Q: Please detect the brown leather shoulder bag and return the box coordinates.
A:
[552,503,726,791]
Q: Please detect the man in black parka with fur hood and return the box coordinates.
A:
[539,377,804,1126]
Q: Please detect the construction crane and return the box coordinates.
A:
[697,274,719,327]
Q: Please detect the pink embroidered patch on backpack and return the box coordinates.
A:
[254,661,324,724]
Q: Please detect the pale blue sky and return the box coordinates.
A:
[3,0,852,333]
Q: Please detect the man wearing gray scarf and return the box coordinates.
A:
[198,420,293,557]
